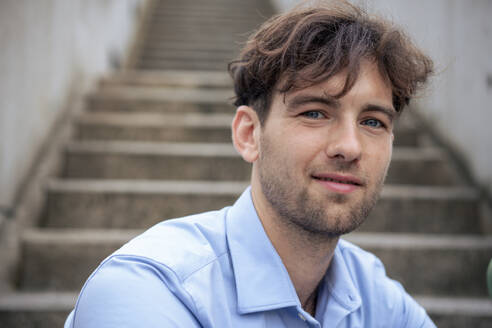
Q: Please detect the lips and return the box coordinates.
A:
[312,173,363,186]
[312,173,363,194]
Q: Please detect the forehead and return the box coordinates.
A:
[275,61,394,111]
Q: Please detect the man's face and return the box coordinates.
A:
[255,61,395,237]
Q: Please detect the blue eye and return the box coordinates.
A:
[302,111,325,119]
[362,119,383,128]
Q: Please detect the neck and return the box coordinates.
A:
[251,184,339,314]
[273,222,338,314]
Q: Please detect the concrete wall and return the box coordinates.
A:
[272,0,492,195]
[0,0,146,214]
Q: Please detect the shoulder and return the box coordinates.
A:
[69,209,230,327]
[336,239,395,301]
[70,253,202,327]
[115,207,230,279]
[337,238,434,327]
[337,238,387,280]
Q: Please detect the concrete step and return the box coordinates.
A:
[143,28,255,40]
[0,292,76,328]
[136,59,230,72]
[154,1,269,10]
[19,229,140,291]
[417,296,492,328]
[140,39,240,52]
[344,233,492,297]
[61,141,461,185]
[74,111,422,147]
[43,180,245,229]
[143,33,247,45]
[87,86,234,113]
[146,15,264,26]
[63,141,249,181]
[144,24,259,37]
[142,32,248,45]
[19,229,492,297]
[144,22,260,34]
[149,8,268,20]
[154,0,264,4]
[136,0,273,72]
[365,185,481,234]
[155,0,265,4]
[148,17,265,28]
[99,70,232,89]
[139,51,235,63]
[136,54,236,72]
[137,57,231,70]
[387,147,461,185]
[75,112,233,143]
[42,180,480,233]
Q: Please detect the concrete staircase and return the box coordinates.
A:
[131,0,272,71]
[1,0,492,327]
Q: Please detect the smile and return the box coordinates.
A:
[312,173,363,193]
[314,176,361,185]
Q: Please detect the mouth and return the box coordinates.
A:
[311,173,363,193]
[312,173,363,186]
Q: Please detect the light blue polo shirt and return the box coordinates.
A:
[65,187,435,327]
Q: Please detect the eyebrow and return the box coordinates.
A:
[286,94,340,112]
[361,104,397,122]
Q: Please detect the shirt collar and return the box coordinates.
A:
[324,240,361,311]
[225,187,362,317]
[316,242,362,324]
[226,187,299,314]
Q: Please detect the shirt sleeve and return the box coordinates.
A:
[399,285,437,328]
[372,257,437,328]
[65,255,202,328]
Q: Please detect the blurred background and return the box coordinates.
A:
[0,0,491,326]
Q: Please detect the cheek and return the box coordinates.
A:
[379,146,393,174]
[366,141,392,172]
[289,136,323,168]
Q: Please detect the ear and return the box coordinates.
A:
[232,106,260,163]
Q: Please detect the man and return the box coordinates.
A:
[65,1,434,327]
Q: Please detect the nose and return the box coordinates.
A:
[325,121,362,163]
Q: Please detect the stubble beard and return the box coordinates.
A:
[258,138,387,240]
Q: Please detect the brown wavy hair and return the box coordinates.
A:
[228,0,433,124]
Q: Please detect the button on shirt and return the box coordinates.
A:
[65,187,436,327]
